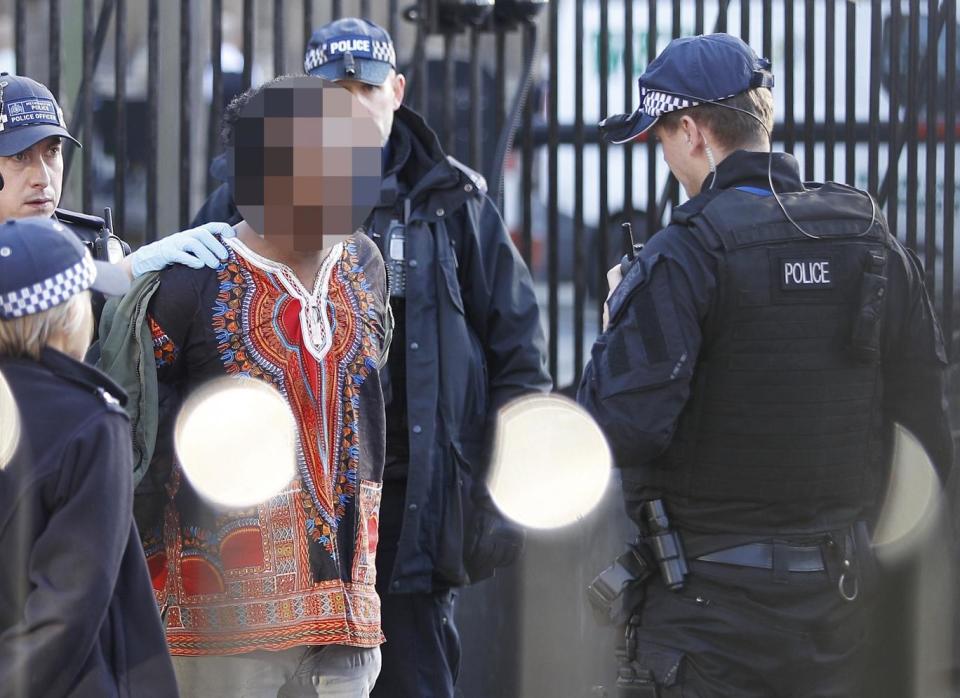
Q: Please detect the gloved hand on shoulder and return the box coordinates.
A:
[128,222,236,278]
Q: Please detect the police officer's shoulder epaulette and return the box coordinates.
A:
[446,156,487,195]
[670,189,724,226]
[669,190,727,250]
[95,386,127,415]
[51,356,129,416]
[55,207,105,245]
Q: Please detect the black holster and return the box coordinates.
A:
[588,544,652,626]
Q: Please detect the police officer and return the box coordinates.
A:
[578,34,953,696]
[0,72,233,312]
[191,18,551,698]
[0,217,179,697]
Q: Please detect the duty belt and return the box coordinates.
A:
[589,515,872,631]
[682,526,870,601]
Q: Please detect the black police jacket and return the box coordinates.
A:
[0,348,178,697]
[578,150,953,534]
[191,104,551,591]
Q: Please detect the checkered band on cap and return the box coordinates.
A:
[304,46,328,73]
[371,40,396,67]
[0,253,96,319]
[641,88,700,118]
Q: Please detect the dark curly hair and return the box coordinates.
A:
[219,73,312,149]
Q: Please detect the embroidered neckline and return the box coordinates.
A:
[226,237,345,363]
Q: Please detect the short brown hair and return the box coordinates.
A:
[657,87,774,150]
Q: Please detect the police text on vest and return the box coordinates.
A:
[782,259,833,289]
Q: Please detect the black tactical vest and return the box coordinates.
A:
[645,183,893,508]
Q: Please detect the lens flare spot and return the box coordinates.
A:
[488,395,611,530]
[873,423,942,563]
[0,369,20,471]
[175,377,297,508]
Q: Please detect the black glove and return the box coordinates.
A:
[464,501,526,583]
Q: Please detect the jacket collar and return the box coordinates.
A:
[701,149,804,194]
[36,347,128,406]
[381,106,473,220]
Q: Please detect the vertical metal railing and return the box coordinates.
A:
[573,0,585,380]
[495,28,507,182]
[668,0,680,216]
[906,0,920,250]
[114,0,126,232]
[868,0,882,196]
[622,0,634,254]
[547,0,559,381]
[469,27,482,171]
[273,0,285,76]
[146,0,158,242]
[803,0,814,180]
[521,20,535,269]
[925,0,939,287]
[81,0,93,213]
[179,0,192,230]
[644,0,656,240]
[242,0,253,91]
[442,32,455,155]
[596,0,609,325]
[14,0,25,75]
[413,0,428,118]
[784,0,795,153]
[740,0,750,46]
[388,0,399,40]
[762,0,772,68]
[944,0,957,357]
[303,0,314,54]
[48,0,60,99]
[824,0,835,181]
[887,0,901,235]
[844,0,856,186]
[207,0,223,195]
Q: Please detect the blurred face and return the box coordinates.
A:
[230,77,383,252]
[337,70,405,146]
[0,136,63,221]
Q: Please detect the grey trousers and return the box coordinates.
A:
[172,645,382,698]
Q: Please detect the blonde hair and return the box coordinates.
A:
[658,87,775,150]
[0,291,91,360]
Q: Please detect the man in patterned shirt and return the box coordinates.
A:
[135,76,390,697]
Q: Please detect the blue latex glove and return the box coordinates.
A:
[128,222,236,278]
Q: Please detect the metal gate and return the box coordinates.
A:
[8,0,959,394]
[5,1,959,695]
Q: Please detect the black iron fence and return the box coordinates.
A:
[533,0,959,390]
[8,0,959,396]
